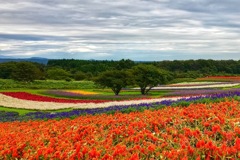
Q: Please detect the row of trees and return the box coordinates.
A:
[48,59,240,78]
[0,62,45,82]
[0,62,88,82]
[95,64,172,95]
[2,59,240,82]
[0,61,172,95]
[0,60,135,81]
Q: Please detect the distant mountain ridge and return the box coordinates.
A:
[0,57,48,64]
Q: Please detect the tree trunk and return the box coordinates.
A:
[140,87,146,95]
[145,86,153,95]
[112,88,121,95]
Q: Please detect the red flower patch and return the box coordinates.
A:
[0,100,240,159]
[1,92,109,103]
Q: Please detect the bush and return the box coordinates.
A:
[11,62,43,82]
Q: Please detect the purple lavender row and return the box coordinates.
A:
[168,88,240,96]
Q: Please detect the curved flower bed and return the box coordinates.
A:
[65,90,98,95]
[168,88,240,96]
[197,76,240,82]
[44,90,153,101]
[1,100,240,159]
[1,91,240,122]
[0,92,109,103]
[167,81,228,87]
[0,92,185,110]
[151,83,240,90]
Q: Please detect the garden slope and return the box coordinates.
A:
[0,100,240,159]
[0,93,185,110]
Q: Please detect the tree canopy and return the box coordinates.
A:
[130,64,172,95]
[47,68,71,80]
[94,70,131,95]
[11,62,43,82]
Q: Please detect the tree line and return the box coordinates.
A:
[47,59,240,77]
[1,59,240,82]
[0,60,172,95]
[0,59,240,81]
[1,59,240,95]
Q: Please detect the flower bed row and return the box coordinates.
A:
[168,88,240,96]
[0,92,109,103]
[197,76,240,82]
[150,83,240,90]
[167,81,228,87]
[44,90,152,101]
[1,91,240,122]
[66,90,98,95]
[1,99,240,159]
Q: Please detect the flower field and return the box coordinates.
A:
[1,99,240,159]
[1,92,109,103]
[1,87,240,159]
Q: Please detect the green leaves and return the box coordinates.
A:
[94,70,131,95]
[130,64,172,95]
[11,62,43,82]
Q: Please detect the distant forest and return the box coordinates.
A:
[0,59,240,81]
[47,59,240,77]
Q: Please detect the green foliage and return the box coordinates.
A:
[156,59,240,76]
[0,62,17,79]
[74,71,87,81]
[94,70,131,95]
[115,59,135,70]
[1,59,240,83]
[11,62,43,82]
[65,77,72,82]
[130,64,172,95]
[121,107,137,114]
[47,68,71,80]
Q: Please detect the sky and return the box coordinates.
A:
[0,0,239,61]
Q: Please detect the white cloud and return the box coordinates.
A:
[0,0,239,60]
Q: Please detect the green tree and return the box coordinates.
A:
[115,59,135,70]
[0,62,17,79]
[130,64,171,95]
[11,62,42,82]
[47,68,71,80]
[94,70,131,95]
[74,71,87,81]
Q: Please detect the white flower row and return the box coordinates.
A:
[0,93,186,110]
[170,81,226,85]
[134,83,240,90]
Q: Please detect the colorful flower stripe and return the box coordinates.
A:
[0,92,186,110]
[66,90,98,95]
[45,90,153,101]
[197,76,240,82]
[168,88,240,96]
[151,83,240,90]
[1,100,240,159]
[46,90,87,97]
[1,91,240,121]
[0,92,109,103]
[168,82,228,87]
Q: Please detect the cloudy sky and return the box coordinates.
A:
[0,0,239,61]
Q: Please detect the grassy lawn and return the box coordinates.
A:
[38,88,171,100]
[0,106,73,115]
[0,79,96,90]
